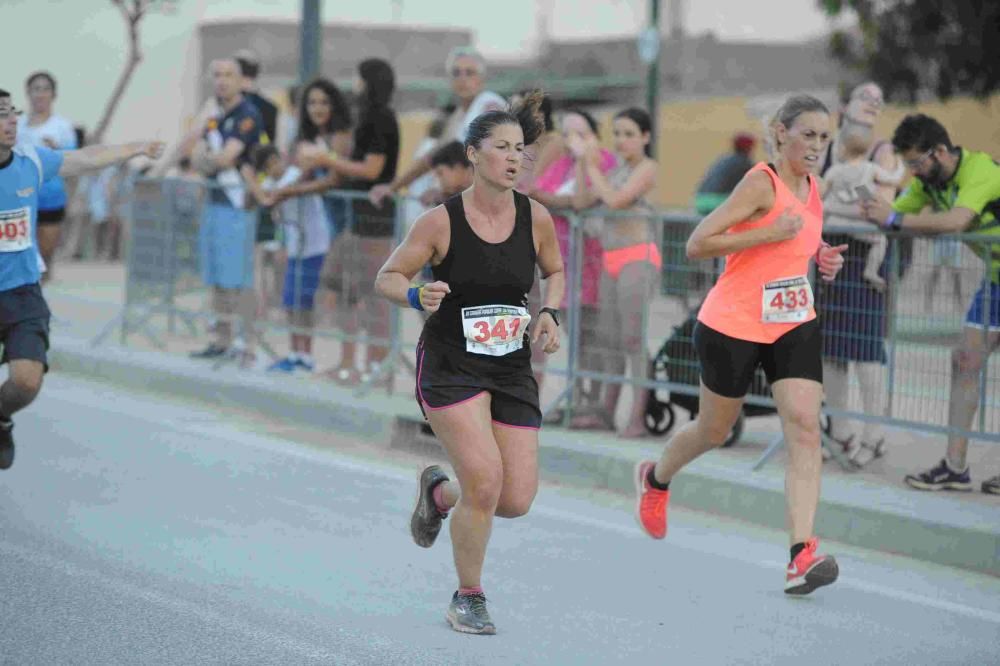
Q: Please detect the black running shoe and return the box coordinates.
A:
[446,591,496,635]
[904,459,972,492]
[411,465,449,548]
[981,474,1000,496]
[0,419,14,470]
[189,344,228,359]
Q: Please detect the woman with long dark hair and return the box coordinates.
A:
[375,92,564,634]
[300,59,400,386]
[573,107,659,437]
[270,77,352,372]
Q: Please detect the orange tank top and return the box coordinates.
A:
[697,162,824,344]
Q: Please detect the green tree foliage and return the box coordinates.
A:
[819,0,1000,102]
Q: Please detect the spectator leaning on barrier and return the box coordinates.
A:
[0,88,163,470]
[368,46,504,208]
[16,71,77,282]
[693,132,756,215]
[242,145,330,374]
[298,58,400,387]
[815,81,903,466]
[572,107,660,439]
[528,109,617,419]
[187,58,263,366]
[860,113,1000,496]
[234,49,283,322]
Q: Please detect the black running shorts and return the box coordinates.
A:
[415,337,541,429]
[694,318,822,399]
[0,284,51,370]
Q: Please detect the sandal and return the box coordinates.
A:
[848,438,886,469]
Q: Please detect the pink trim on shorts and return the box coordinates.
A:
[491,420,540,431]
[416,343,488,411]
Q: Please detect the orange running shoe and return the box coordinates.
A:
[634,461,669,539]
[784,538,839,595]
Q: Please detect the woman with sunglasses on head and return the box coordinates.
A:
[815,81,905,467]
[375,92,564,635]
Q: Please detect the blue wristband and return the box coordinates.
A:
[883,211,903,230]
[407,286,424,311]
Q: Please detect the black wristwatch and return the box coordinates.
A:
[539,307,560,326]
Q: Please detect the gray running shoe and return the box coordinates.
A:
[411,465,449,548]
[446,591,496,635]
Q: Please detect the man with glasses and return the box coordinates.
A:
[368,47,504,207]
[0,89,163,469]
[861,113,1000,495]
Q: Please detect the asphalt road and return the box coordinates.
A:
[1,374,997,665]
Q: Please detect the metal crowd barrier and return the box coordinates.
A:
[98,179,999,469]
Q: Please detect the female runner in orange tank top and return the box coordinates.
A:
[633,95,849,596]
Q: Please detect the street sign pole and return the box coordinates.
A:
[643,0,662,156]
[299,0,321,84]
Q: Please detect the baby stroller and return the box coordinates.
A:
[644,312,777,447]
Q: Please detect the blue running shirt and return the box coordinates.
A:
[0,144,63,290]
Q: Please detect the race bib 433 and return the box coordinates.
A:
[0,207,32,253]
[761,275,813,323]
[462,305,531,356]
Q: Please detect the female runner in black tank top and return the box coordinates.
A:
[375,92,565,635]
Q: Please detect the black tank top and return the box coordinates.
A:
[423,191,537,356]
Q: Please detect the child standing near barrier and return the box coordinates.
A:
[243,145,330,373]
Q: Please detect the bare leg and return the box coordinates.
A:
[0,360,45,418]
[771,378,824,545]
[424,394,502,589]
[652,381,744,484]
[855,361,886,447]
[946,327,1000,469]
[821,358,854,445]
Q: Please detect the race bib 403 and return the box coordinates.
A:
[761,275,813,323]
[0,207,32,253]
[462,305,531,356]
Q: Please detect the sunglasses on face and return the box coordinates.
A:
[451,67,479,78]
[903,149,934,171]
[852,90,884,108]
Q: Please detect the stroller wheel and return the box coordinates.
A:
[721,414,744,448]
[644,398,676,436]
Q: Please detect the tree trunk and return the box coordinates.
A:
[90,0,147,144]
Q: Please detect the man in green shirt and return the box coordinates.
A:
[861,113,1000,495]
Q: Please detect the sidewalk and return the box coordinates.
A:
[42,261,1000,575]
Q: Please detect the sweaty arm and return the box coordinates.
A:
[374,206,449,306]
[686,170,784,259]
[59,141,163,178]
[531,200,566,310]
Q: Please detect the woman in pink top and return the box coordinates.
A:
[633,95,849,596]
[530,109,617,420]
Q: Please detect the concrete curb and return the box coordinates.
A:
[50,336,1000,576]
